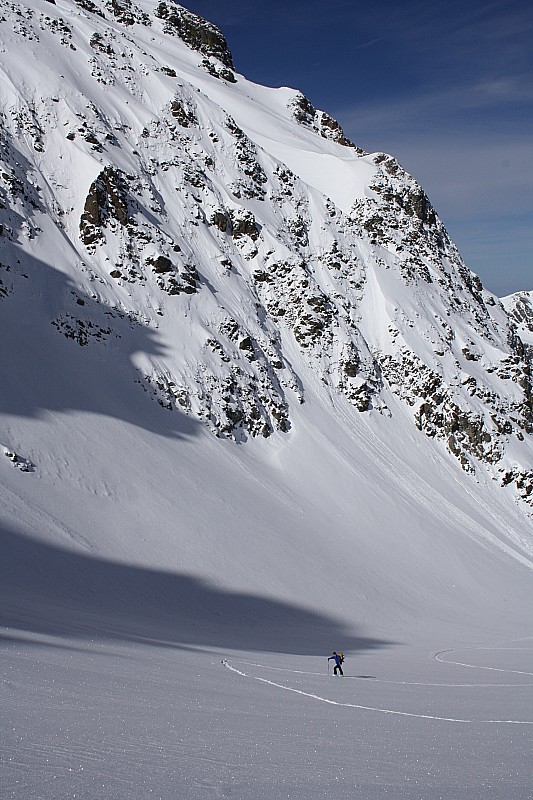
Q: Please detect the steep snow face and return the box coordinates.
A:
[0,0,531,514]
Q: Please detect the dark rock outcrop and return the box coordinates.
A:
[290,93,365,152]
[80,166,129,245]
[155,3,234,69]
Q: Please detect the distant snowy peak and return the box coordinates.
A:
[0,0,532,509]
[502,291,533,346]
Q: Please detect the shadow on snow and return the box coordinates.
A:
[0,525,395,657]
[0,249,199,439]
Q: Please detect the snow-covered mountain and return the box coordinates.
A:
[1,4,533,798]
[1,0,531,505]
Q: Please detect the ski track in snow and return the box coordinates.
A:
[228,659,533,688]
[222,639,533,724]
[435,643,533,677]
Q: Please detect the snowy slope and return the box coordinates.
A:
[0,0,530,501]
[1,2,533,798]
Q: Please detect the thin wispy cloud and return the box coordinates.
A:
[337,75,532,134]
[182,0,532,294]
[355,37,384,50]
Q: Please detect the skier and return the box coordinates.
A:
[328,651,344,676]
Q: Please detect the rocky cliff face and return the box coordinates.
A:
[0,0,531,509]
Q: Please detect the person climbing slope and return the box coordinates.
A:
[328,651,344,676]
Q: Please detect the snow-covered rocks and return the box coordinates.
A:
[2,10,533,800]
[0,0,531,508]
[503,290,533,345]
[2,445,34,471]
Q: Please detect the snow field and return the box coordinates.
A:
[2,634,533,800]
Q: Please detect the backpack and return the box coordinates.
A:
[338,653,345,663]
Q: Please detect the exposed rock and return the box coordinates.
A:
[51,313,115,345]
[291,93,316,126]
[315,110,364,151]
[230,210,259,240]
[105,0,149,26]
[79,166,129,245]
[156,261,199,295]
[201,57,236,84]
[75,0,105,16]
[147,255,173,273]
[226,117,267,199]
[170,96,197,127]
[0,0,531,510]
[504,292,533,340]
[290,93,365,152]
[211,211,231,233]
[0,277,12,299]
[155,3,234,69]
[3,447,35,472]
[90,31,114,55]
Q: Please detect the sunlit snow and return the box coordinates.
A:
[1,2,532,799]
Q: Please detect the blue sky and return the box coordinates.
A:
[184,0,532,297]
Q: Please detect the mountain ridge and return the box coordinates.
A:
[0,0,531,513]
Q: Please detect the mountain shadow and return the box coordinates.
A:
[0,248,199,440]
[0,525,394,657]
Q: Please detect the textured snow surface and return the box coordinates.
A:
[3,635,533,800]
[0,1,532,798]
